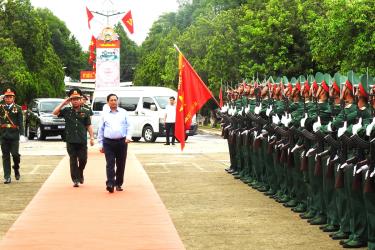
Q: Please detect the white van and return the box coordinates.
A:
[91,86,198,142]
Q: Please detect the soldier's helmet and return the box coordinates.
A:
[307,74,316,96]
[359,74,373,98]
[3,88,16,96]
[332,72,342,94]
[345,70,359,97]
[68,88,83,99]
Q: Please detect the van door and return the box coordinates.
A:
[118,96,141,137]
[141,97,159,133]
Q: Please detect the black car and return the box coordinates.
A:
[25,98,65,140]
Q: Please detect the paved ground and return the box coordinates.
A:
[0,134,364,249]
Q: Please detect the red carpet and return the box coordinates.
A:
[0,150,185,249]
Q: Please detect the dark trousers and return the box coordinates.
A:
[1,139,20,179]
[66,143,87,183]
[165,123,175,144]
[103,138,128,187]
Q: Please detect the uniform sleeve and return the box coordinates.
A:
[58,108,66,118]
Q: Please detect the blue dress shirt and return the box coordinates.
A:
[97,107,132,147]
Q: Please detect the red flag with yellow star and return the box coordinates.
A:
[121,10,134,34]
[175,52,215,150]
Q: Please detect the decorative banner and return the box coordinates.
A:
[86,7,94,29]
[80,71,96,82]
[95,40,120,88]
[121,10,134,34]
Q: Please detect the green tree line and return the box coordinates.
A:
[133,0,374,96]
[0,0,89,104]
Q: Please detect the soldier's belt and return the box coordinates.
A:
[1,124,18,129]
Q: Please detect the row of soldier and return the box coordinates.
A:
[219,71,375,249]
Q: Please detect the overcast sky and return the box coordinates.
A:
[30,0,179,50]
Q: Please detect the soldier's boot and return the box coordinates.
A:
[308,215,327,225]
[13,165,20,181]
[299,210,315,219]
[321,224,340,232]
[283,199,298,207]
[342,239,367,248]
[264,188,276,196]
[330,230,350,240]
[277,194,290,203]
[242,177,253,184]
[292,203,307,213]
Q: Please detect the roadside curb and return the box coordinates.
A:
[197,128,222,136]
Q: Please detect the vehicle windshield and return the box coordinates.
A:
[40,101,61,113]
[155,96,173,109]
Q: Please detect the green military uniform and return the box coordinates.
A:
[361,74,375,250]
[57,88,92,187]
[0,88,24,184]
[82,103,94,116]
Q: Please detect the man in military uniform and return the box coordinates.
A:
[0,88,25,184]
[53,88,95,187]
[81,94,94,116]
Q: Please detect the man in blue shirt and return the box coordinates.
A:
[97,94,132,193]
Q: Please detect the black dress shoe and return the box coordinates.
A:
[116,186,123,191]
[106,186,114,193]
[80,176,84,184]
[14,168,20,181]
[171,143,175,145]
[164,143,170,145]
[4,178,11,184]
[73,182,79,187]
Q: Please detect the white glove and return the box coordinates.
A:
[285,114,292,126]
[306,148,315,157]
[20,135,27,143]
[291,144,302,153]
[356,165,369,175]
[371,169,375,178]
[272,115,280,124]
[352,118,362,135]
[300,113,308,128]
[266,105,272,117]
[281,114,287,126]
[253,131,258,139]
[313,117,321,132]
[366,117,375,136]
[326,157,331,166]
[327,122,332,132]
[337,121,347,138]
[254,104,262,115]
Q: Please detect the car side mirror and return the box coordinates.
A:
[31,107,38,112]
[150,104,157,111]
[134,110,138,115]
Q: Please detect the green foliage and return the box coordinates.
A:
[134,0,374,98]
[0,0,68,103]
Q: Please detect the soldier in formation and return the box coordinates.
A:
[219,71,375,249]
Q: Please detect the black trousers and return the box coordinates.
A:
[165,123,175,144]
[1,139,20,179]
[66,143,87,183]
[103,138,128,187]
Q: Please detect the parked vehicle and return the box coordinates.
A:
[91,86,197,142]
[25,98,66,140]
